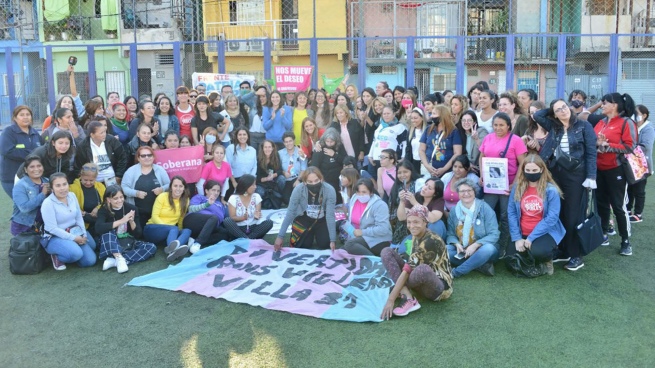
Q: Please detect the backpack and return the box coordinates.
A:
[9,232,49,275]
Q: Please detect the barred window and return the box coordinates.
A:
[623,60,655,80]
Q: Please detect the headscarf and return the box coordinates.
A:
[406,204,429,223]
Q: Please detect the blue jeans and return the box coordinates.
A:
[447,243,498,277]
[143,224,191,246]
[44,231,97,267]
[428,220,447,240]
[2,181,13,198]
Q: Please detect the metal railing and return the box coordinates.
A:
[205,19,300,52]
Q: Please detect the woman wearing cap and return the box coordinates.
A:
[380,204,453,319]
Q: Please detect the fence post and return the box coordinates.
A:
[46,46,56,111]
[505,35,515,91]
[264,38,272,80]
[217,40,226,74]
[87,46,97,97]
[358,37,367,92]
[173,42,182,87]
[556,34,567,99]
[5,47,16,113]
[608,34,619,93]
[456,36,465,94]
[405,37,415,88]
[310,38,318,89]
[130,44,139,98]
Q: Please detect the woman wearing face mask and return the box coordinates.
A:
[1,105,42,196]
[380,205,453,320]
[155,96,180,139]
[507,154,565,276]
[274,167,337,251]
[533,99,597,271]
[441,155,480,212]
[341,178,392,256]
[11,156,50,236]
[128,101,161,145]
[200,128,220,162]
[310,128,347,203]
[196,144,232,203]
[403,107,427,173]
[42,108,86,147]
[41,172,97,271]
[419,104,462,178]
[191,95,228,147]
[73,121,127,186]
[627,105,654,224]
[396,91,419,128]
[69,163,106,236]
[95,185,157,274]
[367,106,407,178]
[475,90,499,132]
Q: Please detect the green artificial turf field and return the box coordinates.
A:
[0,187,653,368]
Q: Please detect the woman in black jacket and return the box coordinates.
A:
[330,104,364,162]
[0,105,42,196]
[95,185,156,274]
[310,127,347,203]
[18,130,76,183]
[73,121,128,185]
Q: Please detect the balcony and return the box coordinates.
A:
[205,19,300,53]
[632,9,655,49]
[0,0,38,41]
[466,36,580,63]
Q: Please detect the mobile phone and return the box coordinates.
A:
[68,56,78,66]
[455,252,466,260]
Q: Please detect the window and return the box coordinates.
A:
[156,54,175,66]
[229,0,265,25]
[2,73,21,96]
[57,72,89,102]
[623,60,655,80]
[587,0,617,16]
[516,70,539,92]
[433,74,456,91]
[229,1,237,25]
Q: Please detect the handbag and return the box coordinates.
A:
[9,231,49,275]
[289,215,319,248]
[554,133,581,171]
[616,118,648,184]
[503,250,547,278]
[577,189,604,256]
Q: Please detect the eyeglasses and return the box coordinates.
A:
[458,189,474,194]
[139,154,154,158]
[379,155,389,160]
[554,106,568,114]
[190,95,198,98]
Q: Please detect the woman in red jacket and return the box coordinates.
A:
[594,92,637,256]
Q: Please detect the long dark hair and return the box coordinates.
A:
[602,92,636,118]
[46,130,74,160]
[155,96,175,116]
[255,86,269,117]
[257,139,281,171]
[546,99,576,132]
[415,177,444,209]
[355,177,379,197]
[167,176,189,215]
[102,184,126,216]
[203,179,221,196]
[52,96,80,122]
[232,126,250,155]
[235,174,256,195]
[135,100,156,122]
[389,160,420,206]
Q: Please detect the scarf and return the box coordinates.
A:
[638,120,650,134]
[111,118,129,131]
[455,200,476,247]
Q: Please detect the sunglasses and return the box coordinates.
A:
[139,153,154,158]
[190,95,198,98]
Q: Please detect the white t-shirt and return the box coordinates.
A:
[228,193,262,226]
[411,127,423,159]
[218,110,235,143]
[90,140,115,182]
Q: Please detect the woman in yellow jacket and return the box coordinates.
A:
[143,175,193,262]
[69,163,106,236]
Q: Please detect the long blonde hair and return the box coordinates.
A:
[300,117,319,148]
[428,104,455,139]
[513,154,563,201]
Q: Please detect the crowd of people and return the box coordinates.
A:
[1,66,652,319]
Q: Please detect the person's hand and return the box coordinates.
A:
[323,147,335,157]
[74,236,86,245]
[314,142,322,152]
[353,229,363,237]
[471,130,479,140]
[90,207,99,217]
[280,108,285,117]
[464,243,479,258]
[293,180,300,188]
[41,183,51,195]
[454,243,464,254]
[274,237,284,251]
[330,241,336,252]
[435,167,446,177]
[254,209,262,220]
[515,240,525,253]
[298,148,307,160]
[582,179,597,189]
[406,192,419,205]
[597,132,608,146]
[69,123,79,138]
[207,195,216,205]
[524,239,532,250]
[150,142,158,150]
[199,136,205,146]
[358,152,365,162]
[284,171,291,179]
[152,187,163,196]
[124,210,135,224]
[380,298,395,320]
[136,190,147,199]
[67,64,74,74]
[221,198,228,206]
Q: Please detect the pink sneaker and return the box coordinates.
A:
[51,254,66,271]
[392,297,421,317]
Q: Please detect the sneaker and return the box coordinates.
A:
[601,235,610,246]
[166,243,189,262]
[187,237,195,247]
[630,214,643,223]
[476,262,495,276]
[619,241,633,256]
[544,261,554,275]
[607,226,617,236]
[392,297,421,317]
[116,257,129,273]
[189,242,201,254]
[102,257,117,271]
[564,257,585,271]
[552,250,570,263]
[51,254,66,271]
[164,240,180,254]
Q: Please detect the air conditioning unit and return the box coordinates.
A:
[249,38,264,51]
[227,41,249,52]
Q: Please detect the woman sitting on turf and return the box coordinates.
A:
[380,205,453,319]
[11,156,50,236]
[69,163,106,236]
[95,185,156,274]
[446,178,500,277]
[222,175,273,240]
[185,179,230,252]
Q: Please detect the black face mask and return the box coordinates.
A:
[524,172,542,183]
[571,100,584,108]
[306,182,322,192]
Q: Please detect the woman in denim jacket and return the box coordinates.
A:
[11,156,50,235]
[533,100,597,271]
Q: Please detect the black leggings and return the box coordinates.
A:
[551,165,585,258]
[597,166,630,240]
[183,213,229,246]
[627,177,648,215]
[506,234,557,263]
[293,216,331,250]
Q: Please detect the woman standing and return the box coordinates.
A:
[263,90,293,149]
[124,96,139,121]
[185,180,230,253]
[1,105,42,196]
[360,89,380,155]
[121,146,171,226]
[507,154,565,276]
[255,139,285,207]
[446,178,500,277]
[330,105,364,163]
[419,104,462,178]
[73,121,127,185]
[627,104,655,223]
[403,108,426,173]
[311,90,332,129]
[498,92,529,137]
[522,101,549,158]
[95,185,157,274]
[155,96,180,138]
[42,108,86,147]
[219,93,249,131]
[594,93,637,257]
[196,144,232,202]
[396,91,418,127]
[41,172,97,270]
[128,101,161,144]
[110,102,131,147]
[517,89,537,115]
[249,86,269,150]
[397,177,447,239]
[292,92,313,145]
[144,176,193,262]
[223,175,274,240]
[475,90,499,132]
[274,167,337,251]
[191,96,227,146]
[478,112,528,256]
[380,205,452,319]
[441,155,480,211]
[300,117,324,160]
[310,128,347,202]
[534,100,597,270]
[367,106,408,178]
[226,127,257,198]
[11,156,50,235]
[341,178,392,256]
[460,111,487,174]
[376,149,397,200]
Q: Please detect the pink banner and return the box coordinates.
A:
[154,146,204,183]
[274,66,313,92]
